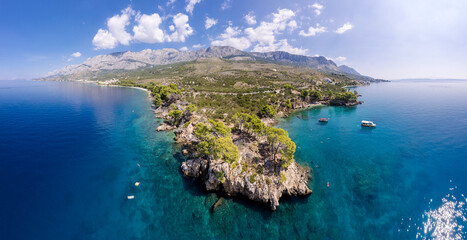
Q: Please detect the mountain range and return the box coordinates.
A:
[48,46,378,82]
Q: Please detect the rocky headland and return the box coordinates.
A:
[154,100,313,210]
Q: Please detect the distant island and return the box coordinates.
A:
[43,46,384,210]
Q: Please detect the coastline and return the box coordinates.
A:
[38,78,359,210]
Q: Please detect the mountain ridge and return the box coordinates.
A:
[48,46,377,81]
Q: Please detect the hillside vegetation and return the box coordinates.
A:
[65,57,362,210]
[112,58,361,119]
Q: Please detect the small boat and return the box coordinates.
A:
[327,182,330,187]
[135,182,140,187]
[127,195,135,199]
[361,120,376,127]
[318,118,328,123]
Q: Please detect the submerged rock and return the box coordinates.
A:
[211,197,225,212]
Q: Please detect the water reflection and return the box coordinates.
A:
[416,187,467,240]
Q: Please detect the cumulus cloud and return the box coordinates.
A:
[133,13,165,43]
[244,12,257,25]
[92,6,196,49]
[210,8,306,54]
[287,20,298,31]
[252,39,307,55]
[192,44,203,48]
[92,7,135,49]
[71,52,81,58]
[299,24,326,36]
[169,13,193,42]
[107,7,134,45]
[205,17,217,29]
[245,9,299,49]
[185,0,202,14]
[335,22,353,34]
[67,52,82,62]
[180,46,188,51]
[211,26,251,50]
[93,29,118,49]
[310,3,324,16]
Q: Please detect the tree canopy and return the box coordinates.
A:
[194,120,238,164]
[265,127,296,168]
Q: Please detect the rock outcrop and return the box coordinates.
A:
[176,122,312,210]
[181,157,311,210]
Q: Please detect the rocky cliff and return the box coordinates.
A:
[168,110,312,210]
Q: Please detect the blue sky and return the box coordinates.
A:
[1,0,467,80]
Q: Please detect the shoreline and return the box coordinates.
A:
[40,79,358,210]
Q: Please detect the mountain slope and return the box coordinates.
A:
[48,46,378,81]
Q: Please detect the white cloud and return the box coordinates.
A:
[92,7,134,49]
[221,0,232,10]
[272,8,295,23]
[288,20,298,31]
[192,44,203,48]
[92,29,118,49]
[211,26,251,50]
[205,17,218,29]
[180,46,188,51]
[335,22,353,34]
[311,3,324,16]
[185,0,202,14]
[252,39,307,55]
[209,8,306,54]
[244,12,257,25]
[245,9,296,46]
[169,13,193,42]
[133,13,165,43]
[107,7,134,45]
[299,24,327,37]
[71,52,81,58]
[334,56,347,62]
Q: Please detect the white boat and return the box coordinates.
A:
[127,195,135,199]
[361,120,376,127]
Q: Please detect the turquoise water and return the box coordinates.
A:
[0,80,466,239]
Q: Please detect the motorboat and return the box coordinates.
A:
[361,120,376,127]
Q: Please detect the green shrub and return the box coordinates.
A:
[280,172,287,183]
[168,110,183,125]
[249,173,257,184]
[215,171,225,183]
[259,105,276,118]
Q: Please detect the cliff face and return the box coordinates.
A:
[173,119,312,210]
[181,158,311,210]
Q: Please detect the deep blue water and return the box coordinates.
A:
[0,80,466,239]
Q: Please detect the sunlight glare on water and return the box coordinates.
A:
[417,187,467,240]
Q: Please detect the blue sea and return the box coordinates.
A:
[0,79,466,239]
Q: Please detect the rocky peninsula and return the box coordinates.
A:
[149,81,360,210]
[43,46,368,210]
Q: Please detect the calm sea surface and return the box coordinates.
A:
[0,80,466,239]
